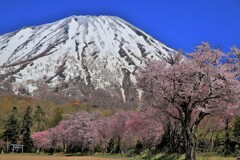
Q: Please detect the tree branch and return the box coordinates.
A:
[191,111,211,132]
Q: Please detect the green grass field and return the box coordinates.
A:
[0,153,237,160]
[0,154,129,160]
[131,153,237,160]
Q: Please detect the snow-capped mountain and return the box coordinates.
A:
[0,15,174,106]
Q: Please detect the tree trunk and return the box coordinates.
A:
[183,126,196,160]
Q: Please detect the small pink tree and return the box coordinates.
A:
[31,131,51,152]
[47,127,59,152]
[32,128,60,153]
[55,122,70,153]
[137,43,240,160]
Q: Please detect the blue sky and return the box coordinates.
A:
[0,0,240,52]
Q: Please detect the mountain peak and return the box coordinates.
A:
[0,15,174,106]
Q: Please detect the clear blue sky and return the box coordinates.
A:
[0,0,240,52]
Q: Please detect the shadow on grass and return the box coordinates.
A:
[65,153,90,156]
[157,153,183,160]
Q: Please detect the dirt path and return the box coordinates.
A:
[0,154,129,160]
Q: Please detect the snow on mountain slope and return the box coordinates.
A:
[0,15,175,106]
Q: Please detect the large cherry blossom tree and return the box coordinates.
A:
[137,43,240,160]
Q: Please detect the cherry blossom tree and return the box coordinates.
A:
[31,131,51,152]
[58,111,98,153]
[96,110,163,153]
[137,43,240,160]
[32,128,60,153]
[96,117,114,152]
[32,111,98,153]
[54,122,69,152]
[47,127,59,152]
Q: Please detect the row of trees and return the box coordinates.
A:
[31,110,240,156]
[2,105,46,152]
[31,110,163,154]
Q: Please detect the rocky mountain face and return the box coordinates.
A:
[0,15,174,107]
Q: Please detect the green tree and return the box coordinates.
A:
[50,108,62,127]
[21,106,33,152]
[233,116,240,143]
[3,107,19,145]
[33,105,46,131]
[223,118,232,156]
[107,136,121,154]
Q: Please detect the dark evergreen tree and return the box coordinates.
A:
[33,105,46,131]
[156,120,183,153]
[21,106,33,152]
[3,107,19,146]
[134,140,143,155]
